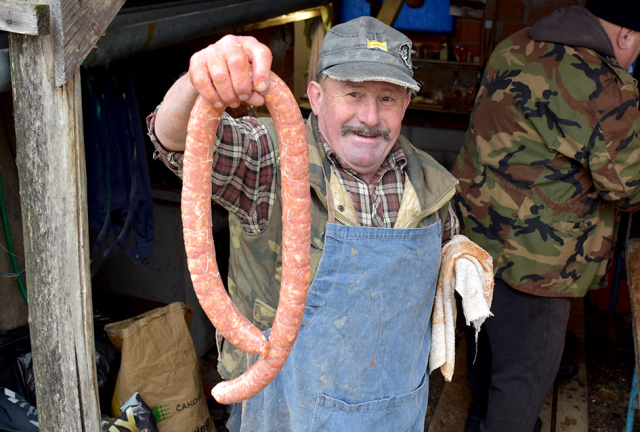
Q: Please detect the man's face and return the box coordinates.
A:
[308,78,411,179]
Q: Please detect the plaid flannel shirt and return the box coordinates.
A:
[147,107,457,241]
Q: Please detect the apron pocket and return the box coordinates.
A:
[310,373,428,432]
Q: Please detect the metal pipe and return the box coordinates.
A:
[1,0,330,92]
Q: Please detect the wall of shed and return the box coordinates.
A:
[0,91,28,331]
[0,0,589,345]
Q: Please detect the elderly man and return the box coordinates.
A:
[149,16,459,431]
[451,0,640,430]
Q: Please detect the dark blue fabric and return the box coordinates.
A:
[82,64,154,265]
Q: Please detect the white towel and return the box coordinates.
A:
[429,235,494,381]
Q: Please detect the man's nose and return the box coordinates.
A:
[357,98,380,126]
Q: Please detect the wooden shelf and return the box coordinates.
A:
[299,98,472,116]
[408,103,472,115]
[449,0,485,19]
[413,58,482,67]
[299,101,471,116]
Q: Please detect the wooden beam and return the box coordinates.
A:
[449,5,483,19]
[0,1,50,35]
[9,30,100,430]
[238,6,324,32]
[449,0,485,18]
[376,0,406,26]
[553,298,588,431]
[481,0,497,65]
[627,237,640,409]
[49,0,125,86]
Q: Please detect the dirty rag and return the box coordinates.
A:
[429,234,494,381]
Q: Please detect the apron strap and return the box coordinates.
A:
[321,162,336,224]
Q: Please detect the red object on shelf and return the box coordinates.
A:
[453,44,467,62]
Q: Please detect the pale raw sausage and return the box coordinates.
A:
[182,73,311,404]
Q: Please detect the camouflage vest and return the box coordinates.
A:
[218,115,458,379]
[452,28,640,298]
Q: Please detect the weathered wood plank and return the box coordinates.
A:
[376,0,406,26]
[627,237,640,410]
[481,0,497,65]
[239,6,323,32]
[540,298,588,431]
[554,297,588,431]
[0,1,50,35]
[449,4,483,19]
[539,390,553,432]
[9,30,100,431]
[49,0,125,86]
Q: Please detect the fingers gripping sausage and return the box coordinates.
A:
[182,73,311,405]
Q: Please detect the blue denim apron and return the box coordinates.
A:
[228,221,442,431]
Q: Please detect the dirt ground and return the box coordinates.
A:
[584,302,638,432]
[422,298,640,432]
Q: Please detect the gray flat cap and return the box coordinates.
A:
[318,16,420,92]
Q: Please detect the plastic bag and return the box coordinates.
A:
[0,321,119,409]
[0,326,34,406]
[107,392,158,432]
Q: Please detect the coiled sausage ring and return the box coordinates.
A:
[182,73,311,405]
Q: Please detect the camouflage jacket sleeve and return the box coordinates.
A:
[553,54,640,211]
[583,79,640,211]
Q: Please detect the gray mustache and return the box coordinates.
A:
[341,125,391,141]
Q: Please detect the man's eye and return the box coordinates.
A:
[381,96,393,102]
[348,92,359,98]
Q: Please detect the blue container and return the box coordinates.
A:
[337,0,454,34]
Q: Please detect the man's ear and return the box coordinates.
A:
[307,81,322,116]
[618,27,635,50]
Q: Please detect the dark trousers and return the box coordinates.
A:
[464,278,572,432]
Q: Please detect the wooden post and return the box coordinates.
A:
[627,237,640,411]
[6,0,124,428]
[9,31,100,431]
[376,0,406,26]
[481,0,497,65]
[49,0,126,86]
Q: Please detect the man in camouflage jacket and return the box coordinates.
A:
[452,0,640,430]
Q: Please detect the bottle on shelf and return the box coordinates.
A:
[439,42,449,61]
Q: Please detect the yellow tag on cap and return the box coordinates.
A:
[367,39,387,51]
